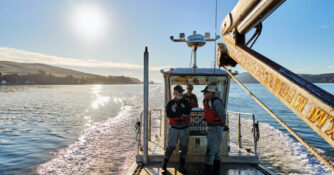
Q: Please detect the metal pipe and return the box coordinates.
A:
[148,110,152,141]
[192,47,198,69]
[238,113,242,148]
[221,0,260,35]
[227,111,254,116]
[160,109,162,136]
[237,0,285,34]
[163,76,170,148]
[143,47,149,165]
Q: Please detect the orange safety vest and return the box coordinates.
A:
[203,98,222,125]
[168,115,190,124]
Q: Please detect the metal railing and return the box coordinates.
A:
[227,111,258,156]
[136,112,143,156]
[136,109,163,156]
[148,109,163,141]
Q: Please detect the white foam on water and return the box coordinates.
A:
[36,86,164,175]
[229,117,333,175]
[37,104,139,175]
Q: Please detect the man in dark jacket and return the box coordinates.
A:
[202,85,228,175]
[162,85,191,174]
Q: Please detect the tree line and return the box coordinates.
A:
[0,71,141,85]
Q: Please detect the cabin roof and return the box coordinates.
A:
[160,67,236,76]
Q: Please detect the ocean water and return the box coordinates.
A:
[0,84,333,175]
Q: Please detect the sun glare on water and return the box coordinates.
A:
[72,4,106,39]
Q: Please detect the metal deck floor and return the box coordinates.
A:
[133,163,267,175]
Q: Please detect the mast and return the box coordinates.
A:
[143,47,149,165]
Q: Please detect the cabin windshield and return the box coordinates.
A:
[169,75,228,109]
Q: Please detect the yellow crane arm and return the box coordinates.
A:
[217,0,334,148]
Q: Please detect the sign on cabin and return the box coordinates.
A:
[190,111,207,136]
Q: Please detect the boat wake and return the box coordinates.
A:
[37,85,164,175]
[37,104,139,175]
[230,118,332,175]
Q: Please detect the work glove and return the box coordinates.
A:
[222,126,229,131]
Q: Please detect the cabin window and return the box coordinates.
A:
[169,75,228,109]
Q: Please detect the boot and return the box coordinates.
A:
[162,158,169,175]
[179,157,188,174]
[212,159,221,175]
[204,164,213,175]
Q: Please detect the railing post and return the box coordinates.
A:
[160,109,162,136]
[238,113,242,148]
[148,110,152,141]
[163,77,170,149]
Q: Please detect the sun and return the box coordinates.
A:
[72,5,106,39]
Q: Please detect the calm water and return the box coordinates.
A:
[0,84,333,174]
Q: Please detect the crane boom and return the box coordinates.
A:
[217,0,334,148]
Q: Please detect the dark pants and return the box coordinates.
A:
[205,125,223,165]
[164,127,190,159]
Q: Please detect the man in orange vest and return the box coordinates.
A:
[202,85,228,175]
[162,85,191,174]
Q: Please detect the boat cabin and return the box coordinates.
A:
[161,68,231,162]
[128,67,274,175]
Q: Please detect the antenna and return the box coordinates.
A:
[214,0,218,70]
[170,31,219,72]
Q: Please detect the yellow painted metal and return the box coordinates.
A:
[222,66,334,172]
[221,33,334,148]
[221,0,260,35]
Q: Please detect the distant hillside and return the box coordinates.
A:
[0,61,98,78]
[234,72,258,83]
[0,61,141,85]
[233,72,334,83]
[299,73,334,83]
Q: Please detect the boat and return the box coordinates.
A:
[127,0,334,174]
[126,30,275,175]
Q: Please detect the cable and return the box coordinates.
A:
[246,22,262,48]
[222,66,334,172]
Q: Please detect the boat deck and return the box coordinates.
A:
[129,111,274,175]
[129,162,270,175]
[136,135,258,164]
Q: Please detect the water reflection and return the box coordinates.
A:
[0,85,125,174]
[91,85,110,109]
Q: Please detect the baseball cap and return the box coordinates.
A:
[174,85,185,93]
[201,85,216,93]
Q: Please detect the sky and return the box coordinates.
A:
[0,0,333,82]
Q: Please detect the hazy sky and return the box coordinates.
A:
[0,0,333,82]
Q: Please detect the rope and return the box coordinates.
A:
[222,66,334,172]
[135,120,141,141]
[252,121,260,142]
